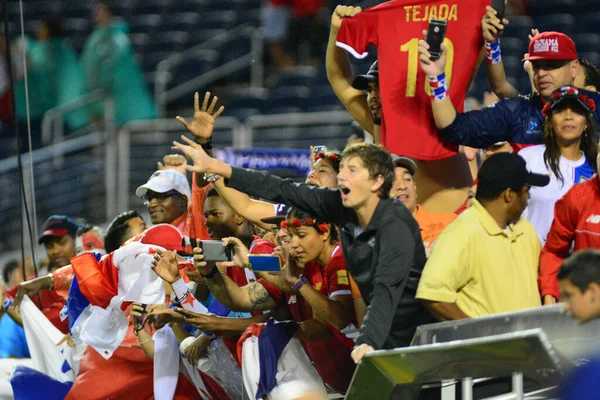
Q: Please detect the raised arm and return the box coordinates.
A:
[173,137,349,225]
[326,5,376,136]
[212,179,279,231]
[482,6,519,99]
[417,34,515,148]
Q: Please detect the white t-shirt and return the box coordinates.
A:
[519,145,596,244]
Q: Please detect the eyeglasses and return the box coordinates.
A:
[142,190,180,205]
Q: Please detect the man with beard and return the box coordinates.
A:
[416,153,549,320]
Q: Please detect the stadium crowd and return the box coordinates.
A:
[1,1,600,399]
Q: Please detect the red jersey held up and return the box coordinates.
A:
[258,245,355,394]
[336,0,488,161]
[539,176,600,300]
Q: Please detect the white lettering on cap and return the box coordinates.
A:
[533,38,560,54]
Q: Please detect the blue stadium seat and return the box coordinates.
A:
[268,86,311,108]
[237,9,261,27]
[165,0,210,13]
[170,50,219,87]
[142,51,176,72]
[303,105,345,113]
[499,37,525,56]
[200,11,238,30]
[130,33,152,54]
[224,108,261,121]
[502,56,523,77]
[160,13,202,33]
[579,52,600,67]
[64,4,95,19]
[145,31,190,53]
[534,14,575,36]
[579,0,600,12]
[63,18,92,38]
[263,107,302,115]
[222,0,260,12]
[502,16,534,40]
[572,34,600,54]
[305,85,341,108]
[23,2,63,21]
[270,66,318,88]
[574,12,600,34]
[228,88,270,110]
[192,29,227,46]
[110,0,140,18]
[532,0,576,15]
[129,14,163,34]
[221,36,252,63]
[135,0,170,15]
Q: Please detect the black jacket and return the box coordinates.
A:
[225,167,435,349]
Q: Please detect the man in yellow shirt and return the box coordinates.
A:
[416,153,549,320]
[390,156,457,258]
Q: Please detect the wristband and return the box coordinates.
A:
[170,278,190,304]
[485,39,501,64]
[200,266,219,279]
[292,274,309,293]
[428,72,447,101]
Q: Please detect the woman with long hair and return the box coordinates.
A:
[519,86,598,243]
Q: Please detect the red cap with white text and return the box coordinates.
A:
[523,32,577,61]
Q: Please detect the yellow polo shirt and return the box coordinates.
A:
[416,199,542,318]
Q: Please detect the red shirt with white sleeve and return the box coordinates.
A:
[335,0,487,160]
[258,244,356,394]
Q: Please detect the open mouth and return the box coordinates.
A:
[396,194,408,201]
[340,186,350,195]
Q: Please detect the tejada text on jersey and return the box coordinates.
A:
[403,4,458,22]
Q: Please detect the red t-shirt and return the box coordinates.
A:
[336,0,488,160]
[258,245,355,394]
[226,236,276,287]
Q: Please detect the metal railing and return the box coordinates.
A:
[0,131,108,253]
[41,89,113,148]
[154,25,265,117]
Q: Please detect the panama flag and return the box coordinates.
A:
[67,224,184,359]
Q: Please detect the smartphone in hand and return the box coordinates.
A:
[248,255,282,272]
[313,145,328,155]
[492,0,506,21]
[426,19,448,61]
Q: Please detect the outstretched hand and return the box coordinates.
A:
[172,135,214,174]
[151,250,181,284]
[176,92,224,143]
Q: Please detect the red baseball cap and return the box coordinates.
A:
[523,32,577,61]
[38,215,79,244]
[139,224,184,252]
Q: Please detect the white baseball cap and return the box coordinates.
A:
[135,170,191,199]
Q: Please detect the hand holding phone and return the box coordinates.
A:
[247,255,282,272]
[426,19,448,61]
[491,0,505,21]
[313,145,328,155]
[196,240,233,262]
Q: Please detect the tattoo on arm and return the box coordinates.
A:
[247,282,275,310]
